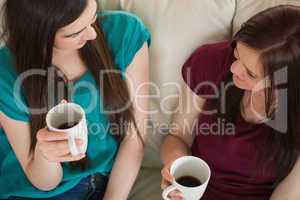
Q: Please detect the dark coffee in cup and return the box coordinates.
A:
[176,176,202,187]
[57,121,79,129]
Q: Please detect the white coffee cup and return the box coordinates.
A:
[46,102,88,156]
[162,156,211,200]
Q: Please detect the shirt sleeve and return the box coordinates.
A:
[0,49,30,122]
[121,12,151,70]
[182,42,233,98]
[99,11,151,76]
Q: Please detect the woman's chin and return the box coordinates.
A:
[233,76,248,90]
[234,84,247,90]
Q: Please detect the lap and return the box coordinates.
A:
[2,174,108,200]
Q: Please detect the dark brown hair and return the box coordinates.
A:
[217,5,300,185]
[1,0,143,169]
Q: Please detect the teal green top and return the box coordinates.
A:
[0,10,150,199]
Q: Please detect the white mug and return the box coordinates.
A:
[162,156,211,200]
[46,102,88,156]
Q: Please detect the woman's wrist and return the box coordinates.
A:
[24,145,63,191]
[161,135,191,166]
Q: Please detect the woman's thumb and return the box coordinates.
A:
[161,167,174,183]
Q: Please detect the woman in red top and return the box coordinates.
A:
[161,5,300,200]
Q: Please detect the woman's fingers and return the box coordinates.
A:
[37,128,69,142]
[169,190,183,198]
[39,138,85,157]
[161,178,169,189]
[161,164,183,200]
[161,166,174,189]
[40,139,83,151]
[171,197,184,200]
[161,167,174,182]
[54,146,71,157]
[36,127,85,162]
[58,153,86,163]
[39,140,69,151]
[46,153,86,163]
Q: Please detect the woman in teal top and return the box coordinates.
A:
[0,0,150,199]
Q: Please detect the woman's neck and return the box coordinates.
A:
[52,49,87,81]
[240,90,268,124]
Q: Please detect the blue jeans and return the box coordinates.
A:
[2,173,108,200]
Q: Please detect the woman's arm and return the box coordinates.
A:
[270,157,300,200]
[0,113,62,191]
[0,110,85,191]
[103,43,149,200]
[159,78,205,200]
[160,78,205,167]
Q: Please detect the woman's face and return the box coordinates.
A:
[53,0,98,51]
[230,42,265,91]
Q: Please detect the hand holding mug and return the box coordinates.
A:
[162,156,211,200]
[45,102,88,157]
[35,128,86,162]
[161,162,184,200]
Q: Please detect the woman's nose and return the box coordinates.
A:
[230,60,244,77]
[83,25,97,41]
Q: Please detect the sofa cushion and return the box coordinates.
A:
[128,168,162,200]
[121,0,236,168]
[98,0,121,10]
[127,0,300,199]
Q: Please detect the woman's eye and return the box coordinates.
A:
[247,72,256,79]
[69,33,80,38]
[64,33,80,38]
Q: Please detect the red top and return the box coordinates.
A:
[182,42,277,200]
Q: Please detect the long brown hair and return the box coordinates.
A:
[216,5,300,185]
[1,0,143,169]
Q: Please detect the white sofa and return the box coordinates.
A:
[1,0,299,199]
[98,0,300,199]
